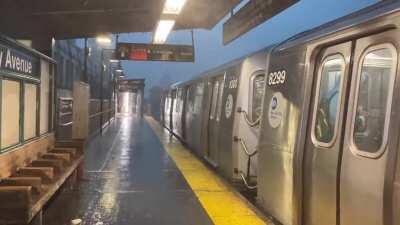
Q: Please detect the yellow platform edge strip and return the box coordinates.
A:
[145,117,268,225]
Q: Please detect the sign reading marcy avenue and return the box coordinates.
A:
[0,43,40,78]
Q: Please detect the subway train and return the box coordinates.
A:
[162,48,271,182]
[161,1,400,225]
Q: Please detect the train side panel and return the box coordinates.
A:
[257,3,400,225]
[257,46,307,225]
[184,84,195,147]
[184,81,206,155]
[172,87,186,140]
[217,65,242,178]
[232,50,269,183]
[163,91,172,129]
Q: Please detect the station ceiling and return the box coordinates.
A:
[0,0,241,39]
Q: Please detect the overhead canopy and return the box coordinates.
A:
[0,0,241,39]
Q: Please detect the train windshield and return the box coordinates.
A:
[314,54,345,145]
[353,46,397,154]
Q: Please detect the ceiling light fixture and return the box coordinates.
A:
[163,0,187,14]
[96,35,112,45]
[153,20,175,44]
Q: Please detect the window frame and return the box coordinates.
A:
[210,81,219,119]
[350,43,398,158]
[311,53,346,148]
[216,77,225,121]
[23,81,39,141]
[248,70,266,123]
[194,82,204,115]
[0,59,54,154]
[175,89,181,113]
[40,62,53,135]
[0,77,23,150]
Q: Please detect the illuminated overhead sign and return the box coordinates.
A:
[116,43,194,62]
[223,0,299,45]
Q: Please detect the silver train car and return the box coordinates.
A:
[161,1,400,225]
[161,48,272,182]
[258,1,400,225]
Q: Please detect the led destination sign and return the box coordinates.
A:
[116,43,194,62]
[223,0,299,44]
[0,44,39,78]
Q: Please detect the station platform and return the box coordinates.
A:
[42,115,269,225]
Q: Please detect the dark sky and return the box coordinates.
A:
[118,0,378,96]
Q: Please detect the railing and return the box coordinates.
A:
[89,109,114,119]
[237,107,260,127]
[234,136,258,190]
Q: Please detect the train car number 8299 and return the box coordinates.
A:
[268,70,286,85]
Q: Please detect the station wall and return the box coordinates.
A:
[52,40,116,139]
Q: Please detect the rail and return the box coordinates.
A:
[237,107,260,127]
[58,112,73,117]
[234,136,258,190]
[58,121,73,127]
[239,172,257,190]
[89,109,114,119]
[234,136,258,157]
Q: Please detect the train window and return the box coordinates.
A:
[24,83,38,140]
[186,86,192,112]
[194,82,204,114]
[251,73,266,121]
[175,90,180,112]
[352,44,397,156]
[210,81,219,119]
[313,54,345,146]
[216,79,224,121]
[167,95,171,111]
[1,79,21,149]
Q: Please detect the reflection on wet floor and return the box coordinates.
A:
[44,116,213,225]
[146,117,268,225]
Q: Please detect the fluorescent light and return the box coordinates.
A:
[163,0,187,14]
[110,59,119,63]
[153,20,175,44]
[96,35,112,45]
[115,69,123,72]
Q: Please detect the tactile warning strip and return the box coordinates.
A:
[146,117,268,225]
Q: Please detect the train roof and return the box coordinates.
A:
[276,1,400,51]
[170,45,274,89]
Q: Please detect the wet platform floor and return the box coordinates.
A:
[43,116,213,225]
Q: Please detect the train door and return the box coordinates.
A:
[340,31,399,225]
[218,69,240,178]
[164,93,171,129]
[173,88,181,135]
[206,75,225,166]
[181,87,187,140]
[303,42,352,225]
[194,82,206,156]
[304,30,400,225]
[184,85,193,146]
[170,89,177,131]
